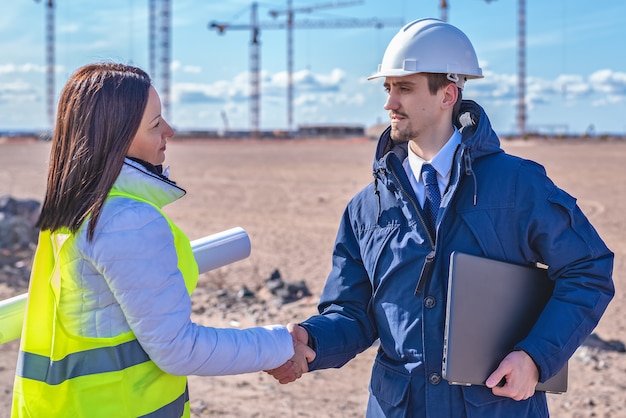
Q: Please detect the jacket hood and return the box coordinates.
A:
[373,100,502,167]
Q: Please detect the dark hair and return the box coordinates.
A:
[424,72,463,125]
[37,62,152,240]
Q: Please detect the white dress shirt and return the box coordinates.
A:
[402,128,462,206]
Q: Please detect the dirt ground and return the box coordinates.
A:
[0,136,624,417]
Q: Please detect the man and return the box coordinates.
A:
[267,18,614,417]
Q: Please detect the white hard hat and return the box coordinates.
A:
[368,18,483,89]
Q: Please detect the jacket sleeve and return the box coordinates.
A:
[300,203,378,371]
[512,160,614,382]
[88,200,294,376]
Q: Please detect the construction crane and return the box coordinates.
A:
[209,2,402,137]
[148,0,172,121]
[34,0,55,130]
[268,0,364,134]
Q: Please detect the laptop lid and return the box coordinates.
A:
[442,251,568,393]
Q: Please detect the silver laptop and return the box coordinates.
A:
[442,251,568,393]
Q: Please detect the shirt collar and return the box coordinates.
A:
[407,127,462,180]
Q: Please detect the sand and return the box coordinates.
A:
[0,136,624,417]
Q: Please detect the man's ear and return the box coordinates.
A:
[441,82,459,110]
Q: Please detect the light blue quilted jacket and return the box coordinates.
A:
[58,158,293,376]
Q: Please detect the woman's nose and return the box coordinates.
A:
[163,120,175,138]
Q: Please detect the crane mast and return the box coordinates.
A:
[34,0,55,130]
[269,0,364,134]
[148,0,172,122]
[45,0,55,130]
[440,1,525,136]
[250,2,261,137]
[517,0,526,136]
[149,0,157,79]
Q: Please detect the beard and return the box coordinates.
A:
[390,122,416,143]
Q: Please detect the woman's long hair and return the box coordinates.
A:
[37,62,152,240]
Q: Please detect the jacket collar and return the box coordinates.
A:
[111,158,186,208]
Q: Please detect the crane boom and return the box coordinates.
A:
[269,0,363,17]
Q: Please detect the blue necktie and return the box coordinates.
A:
[421,163,441,236]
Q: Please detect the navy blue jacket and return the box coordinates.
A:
[301,100,614,417]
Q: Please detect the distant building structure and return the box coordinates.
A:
[366,123,389,140]
[297,124,365,138]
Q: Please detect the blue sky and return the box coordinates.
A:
[1,0,625,135]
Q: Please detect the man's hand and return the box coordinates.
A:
[265,323,316,384]
[486,350,539,400]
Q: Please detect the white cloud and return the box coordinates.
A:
[592,95,625,107]
[170,61,201,74]
[0,80,39,104]
[0,64,46,75]
[463,68,626,112]
[172,67,349,106]
[171,61,182,72]
[589,69,626,95]
[554,74,591,98]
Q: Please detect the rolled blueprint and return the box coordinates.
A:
[0,293,27,345]
[0,227,251,345]
[191,226,251,274]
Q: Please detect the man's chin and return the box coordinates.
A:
[390,127,410,143]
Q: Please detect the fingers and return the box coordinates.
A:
[485,363,507,389]
[265,360,300,384]
[486,350,539,401]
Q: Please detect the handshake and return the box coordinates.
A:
[265,323,316,384]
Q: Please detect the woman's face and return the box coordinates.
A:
[127,86,174,166]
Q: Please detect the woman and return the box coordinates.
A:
[11,62,306,417]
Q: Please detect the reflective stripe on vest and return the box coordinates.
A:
[17,339,149,385]
[12,190,198,418]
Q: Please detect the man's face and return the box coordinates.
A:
[383,73,443,143]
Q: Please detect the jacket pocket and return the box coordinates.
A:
[461,385,548,418]
[369,358,411,408]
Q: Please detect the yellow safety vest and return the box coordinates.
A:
[12,191,199,417]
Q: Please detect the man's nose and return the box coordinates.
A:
[384,94,399,111]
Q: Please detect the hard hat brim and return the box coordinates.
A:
[367,69,419,80]
[367,69,484,81]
